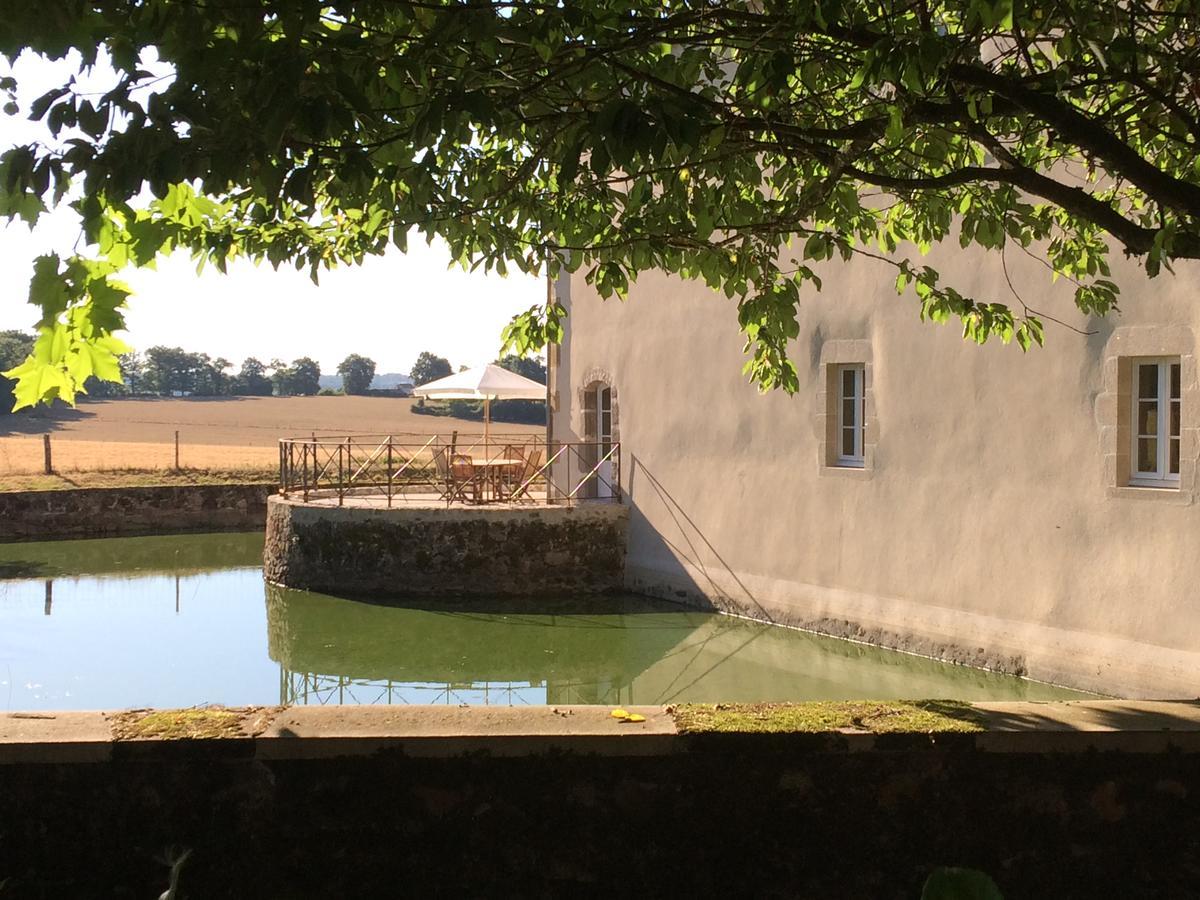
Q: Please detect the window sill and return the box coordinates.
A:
[1127,477,1180,489]
[821,464,874,480]
[1108,484,1191,504]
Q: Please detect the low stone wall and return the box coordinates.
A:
[264,496,629,596]
[0,483,273,542]
[3,703,1200,897]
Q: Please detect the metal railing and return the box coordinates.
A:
[278,432,620,507]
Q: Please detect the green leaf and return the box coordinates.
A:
[29,254,69,324]
[29,86,69,121]
[921,867,1004,900]
[3,353,68,412]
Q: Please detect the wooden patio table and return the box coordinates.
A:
[469,458,523,502]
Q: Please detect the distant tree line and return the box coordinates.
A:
[3,334,544,418]
[108,349,326,398]
[0,333,389,410]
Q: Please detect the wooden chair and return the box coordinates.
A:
[449,453,483,504]
[495,443,525,498]
[431,447,455,506]
[506,447,544,502]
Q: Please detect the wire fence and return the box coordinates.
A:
[0,433,279,476]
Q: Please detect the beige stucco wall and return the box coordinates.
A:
[551,245,1200,698]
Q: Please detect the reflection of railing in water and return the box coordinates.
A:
[277,432,620,507]
[278,669,636,707]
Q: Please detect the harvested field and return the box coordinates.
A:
[0,438,281,474]
[0,396,543,477]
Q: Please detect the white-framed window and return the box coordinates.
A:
[1131,357,1181,487]
[836,364,865,467]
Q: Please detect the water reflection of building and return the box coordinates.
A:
[265,583,1077,707]
[264,584,688,707]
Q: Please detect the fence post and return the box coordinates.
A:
[42,434,52,475]
[567,441,574,508]
[302,441,309,502]
[615,442,622,503]
[174,430,180,471]
[338,439,345,507]
[386,436,393,509]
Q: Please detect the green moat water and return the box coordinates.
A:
[0,532,1087,711]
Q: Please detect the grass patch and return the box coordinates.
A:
[110,706,277,741]
[0,468,277,493]
[670,701,984,734]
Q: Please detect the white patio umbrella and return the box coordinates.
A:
[412,363,546,442]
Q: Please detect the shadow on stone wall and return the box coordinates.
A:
[624,454,774,620]
[2,745,1198,897]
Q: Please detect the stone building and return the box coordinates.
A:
[547,244,1199,698]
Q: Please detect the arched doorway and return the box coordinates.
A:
[581,380,615,499]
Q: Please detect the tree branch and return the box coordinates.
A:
[948,63,1200,221]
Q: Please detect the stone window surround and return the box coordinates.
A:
[576,367,619,444]
[1096,326,1197,504]
[815,340,877,478]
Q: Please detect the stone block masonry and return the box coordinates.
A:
[4,702,1200,897]
[263,496,629,597]
[0,483,272,542]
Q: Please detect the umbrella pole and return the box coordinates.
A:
[485,398,490,452]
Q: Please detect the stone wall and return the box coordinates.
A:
[0,483,272,542]
[2,705,1200,897]
[264,496,628,596]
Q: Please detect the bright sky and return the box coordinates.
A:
[0,51,543,376]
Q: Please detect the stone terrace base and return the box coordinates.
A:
[0,483,271,542]
[263,495,629,597]
[4,701,1200,897]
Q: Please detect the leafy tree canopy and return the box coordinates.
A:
[3,0,1199,402]
[117,352,144,394]
[337,353,377,394]
[289,356,322,396]
[140,345,230,395]
[410,351,453,386]
[271,356,322,395]
[496,353,547,385]
[233,356,274,396]
[0,330,35,414]
[0,330,34,371]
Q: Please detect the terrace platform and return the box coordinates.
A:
[267,433,627,598]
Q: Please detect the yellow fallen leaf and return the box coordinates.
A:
[611,708,630,719]
[626,714,646,723]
